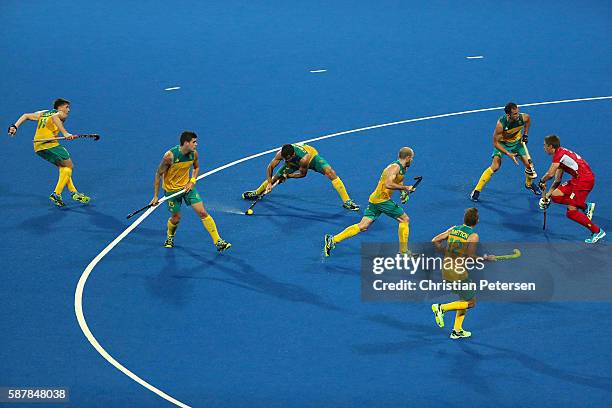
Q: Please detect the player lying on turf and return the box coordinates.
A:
[431,208,495,340]
[150,131,231,252]
[324,147,416,256]
[7,98,90,207]
[242,143,359,211]
[538,134,605,244]
[470,102,541,201]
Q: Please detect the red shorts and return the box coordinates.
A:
[557,178,594,209]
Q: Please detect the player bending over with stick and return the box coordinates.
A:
[242,143,359,211]
[7,98,90,207]
[470,102,541,201]
[538,134,605,244]
[324,147,416,256]
[150,131,231,252]
[431,208,495,339]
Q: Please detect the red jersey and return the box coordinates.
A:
[552,147,594,184]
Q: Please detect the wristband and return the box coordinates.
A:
[190,177,197,183]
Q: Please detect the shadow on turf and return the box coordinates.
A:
[147,246,346,313]
[458,341,612,392]
[353,313,612,393]
[18,207,70,233]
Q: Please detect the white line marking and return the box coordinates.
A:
[75,95,612,407]
[164,86,181,91]
[466,56,484,59]
[310,69,327,73]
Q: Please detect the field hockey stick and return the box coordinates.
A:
[127,184,196,219]
[401,176,423,204]
[126,204,154,219]
[33,134,101,143]
[521,141,537,177]
[543,206,547,230]
[492,248,522,260]
[244,179,281,215]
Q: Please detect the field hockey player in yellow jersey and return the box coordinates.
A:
[430,208,495,339]
[149,131,231,252]
[242,143,360,211]
[470,102,541,201]
[7,98,90,207]
[324,147,416,256]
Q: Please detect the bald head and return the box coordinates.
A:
[398,147,414,159]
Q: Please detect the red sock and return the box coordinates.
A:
[567,209,600,233]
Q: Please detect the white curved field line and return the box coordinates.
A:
[75,95,612,407]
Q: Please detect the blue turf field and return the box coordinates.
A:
[2,1,611,407]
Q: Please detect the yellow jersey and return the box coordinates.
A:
[499,113,526,144]
[163,145,195,192]
[33,110,60,152]
[369,160,406,204]
[443,224,475,281]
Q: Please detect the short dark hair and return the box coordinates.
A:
[504,102,518,114]
[281,144,295,159]
[180,131,197,145]
[464,207,479,227]
[53,98,70,109]
[544,134,561,149]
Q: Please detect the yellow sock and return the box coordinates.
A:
[475,167,494,191]
[333,224,361,243]
[202,215,221,244]
[331,177,350,202]
[66,177,77,193]
[442,300,469,312]
[54,167,72,195]
[454,309,467,330]
[255,180,268,195]
[525,172,533,187]
[398,222,409,253]
[167,218,178,237]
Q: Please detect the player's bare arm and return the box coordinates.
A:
[51,113,74,139]
[522,113,531,142]
[286,155,310,179]
[266,151,283,184]
[539,163,562,198]
[7,110,45,135]
[493,122,518,165]
[542,168,564,199]
[539,162,560,184]
[185,151,199,193]
[465,233,480,259]
[384,164,414,191]
[431,227,452,251]
[150,151,173,206]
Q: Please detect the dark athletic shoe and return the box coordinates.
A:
[242,190,259,200]
[50,192,65,207]
[216,239,232,253]
[450,329,472,339]
[525,182,542,196]
[323,234,335,257]
[342,199,360,211]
